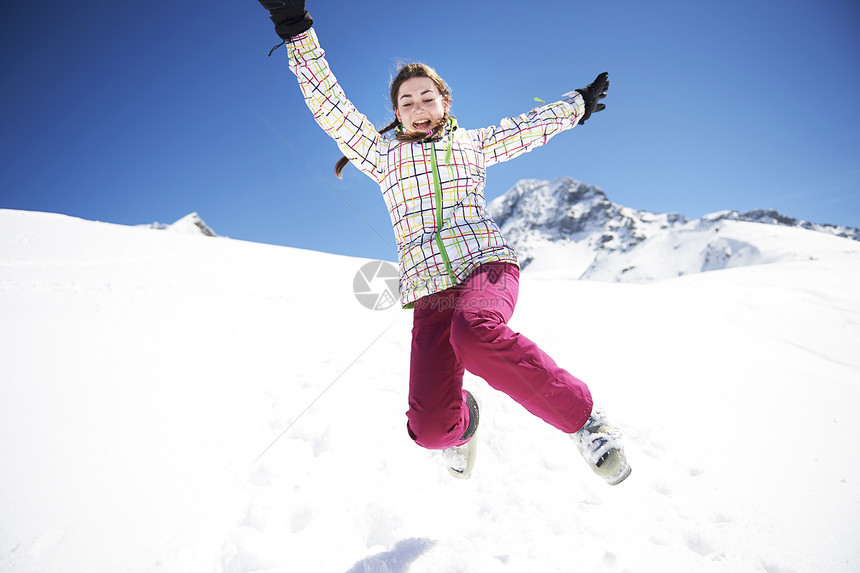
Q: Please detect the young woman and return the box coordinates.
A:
[257,0,631,485]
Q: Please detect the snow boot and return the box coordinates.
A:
[442,391,480,479]
[571,407,631,486]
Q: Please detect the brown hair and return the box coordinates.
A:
[334,62,451,178]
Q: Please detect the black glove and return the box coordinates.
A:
[259,0,313,39]
[575,72,610,125]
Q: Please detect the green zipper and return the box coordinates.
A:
[429,141,457,283]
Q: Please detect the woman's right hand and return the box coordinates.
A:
[258,0,313,39]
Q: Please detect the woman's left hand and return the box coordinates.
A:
[575,72,610,124]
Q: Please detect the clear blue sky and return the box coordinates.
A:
[2,1,858,262]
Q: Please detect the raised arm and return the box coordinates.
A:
[258,1,386,183]
[477,72,609,167]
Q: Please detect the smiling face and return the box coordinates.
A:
[394,77,451,135]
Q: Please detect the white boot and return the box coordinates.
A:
[571,407,631,486]
[442,391,480,479]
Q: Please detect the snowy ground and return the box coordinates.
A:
[1,209,859,573]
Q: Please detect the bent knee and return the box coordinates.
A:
[450,307,503,350]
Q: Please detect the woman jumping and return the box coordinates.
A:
[256,0,631,485]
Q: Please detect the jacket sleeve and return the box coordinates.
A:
[475,92,586,168]
[285,29,386,183]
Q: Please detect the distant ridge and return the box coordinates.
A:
[487,177,860,282]
[140,212,218,237]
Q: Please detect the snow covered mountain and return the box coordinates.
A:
[1,208,859,573]
[139,212,218,237]
[488,177,860,282]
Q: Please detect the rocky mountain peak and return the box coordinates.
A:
[486,177,859,281]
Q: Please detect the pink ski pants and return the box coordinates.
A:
[406,262,593,450]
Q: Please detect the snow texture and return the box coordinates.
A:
[1,206,859,573]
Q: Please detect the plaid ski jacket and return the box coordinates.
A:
[286,29,586,306]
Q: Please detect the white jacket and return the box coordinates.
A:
[286,29,585,306]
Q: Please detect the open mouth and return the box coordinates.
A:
[413,119,433,131]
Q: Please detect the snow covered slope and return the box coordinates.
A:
[488,177,860,282]
[1,208,859,573]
